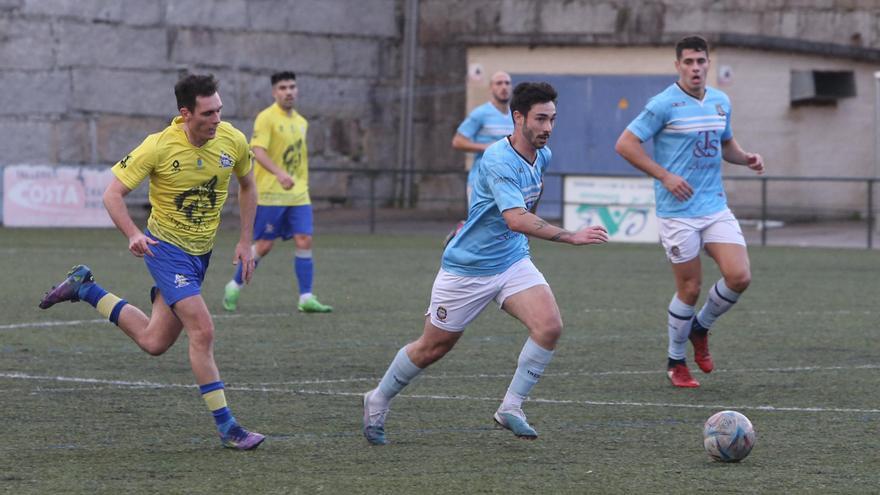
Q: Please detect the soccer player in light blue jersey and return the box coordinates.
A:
[362,82,609,445]
[615,36,765,388]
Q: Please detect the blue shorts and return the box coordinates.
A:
[254,205,313,241]
[143,231,211,307]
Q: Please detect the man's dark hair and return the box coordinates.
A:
[510,82,557,119]
[174,74,219,112]
[675,35,709,60]
[271,71,297,85]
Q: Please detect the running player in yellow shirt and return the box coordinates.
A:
[222,71,332,314]
[39,74,265,450]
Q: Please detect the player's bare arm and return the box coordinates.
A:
[722,138,765,175]
[234,169,258,283]
[616,129,694,201]
[103,178,158,258]
[252,146,294,189]
[451,133,491,153]
[503,207,608,245]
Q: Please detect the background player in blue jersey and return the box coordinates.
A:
[445,72,515,244]
[615,36,765,388]
[362,82,609,445]
[452,71,515,203]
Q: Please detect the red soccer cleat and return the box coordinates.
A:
[689,330,714,373]
[667,363,700,388]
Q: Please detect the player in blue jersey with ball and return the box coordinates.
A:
[362,82,609,445]
[615,36,765,388]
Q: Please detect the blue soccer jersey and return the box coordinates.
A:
[626,83,733,218]
[442,137,550,276]
[457,102,515,184]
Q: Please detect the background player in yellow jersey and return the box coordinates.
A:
[222,71,333,314]
[39,74,265,450]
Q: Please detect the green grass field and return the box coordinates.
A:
[1,227,878,494]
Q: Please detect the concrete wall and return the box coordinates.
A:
[2,0,880,214]
[0,0,402,202]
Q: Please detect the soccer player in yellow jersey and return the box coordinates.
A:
[222,71,333,314]
[39,74,265,450]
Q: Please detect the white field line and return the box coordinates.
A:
[3,307,875,330]
[252,364,880,385]
[2,371,878,415]
[0,312,292,330]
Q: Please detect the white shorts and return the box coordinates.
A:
[658,208,746,264]
[426,257,548,332]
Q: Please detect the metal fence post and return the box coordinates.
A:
[868,179,874,249]
[760,177,768,247]
[369,172,376,234]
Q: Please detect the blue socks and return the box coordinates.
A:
[199,381,236,434]
[79,283,127,325]
[294,249,313,295]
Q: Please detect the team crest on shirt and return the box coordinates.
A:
[174,274,190,288]
[436,306,447,322]
[715,104,727,117]
[219,152,234,168]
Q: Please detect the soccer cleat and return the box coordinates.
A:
[667,363,700,388]
[39,265,94,309]
[493,408,538,440]
[689,321,714,373]
[219,424,265,450]
[298,295,333,313]
[362,389,389,445]
[222,281,240,312]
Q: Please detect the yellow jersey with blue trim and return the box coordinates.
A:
[111,116,253,255]
[250,103,310,206]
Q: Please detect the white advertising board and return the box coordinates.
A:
[2,165,115,227]
[563,176,659,243]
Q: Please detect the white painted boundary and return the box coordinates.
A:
[1,371,878,415]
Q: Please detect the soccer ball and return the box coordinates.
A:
[702,410,756,462]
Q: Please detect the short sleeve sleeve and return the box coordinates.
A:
[111,134,158,190]
[483,155,526,213]
[456,108,483,140]
[250,111,271,150]
[626,97,667,143]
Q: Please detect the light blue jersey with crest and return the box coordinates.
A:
[457,102,514,186]
[442,137,550,277]
[626,83,733,218]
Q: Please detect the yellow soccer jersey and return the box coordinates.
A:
[250,103,310,206]
[111,117,253,255]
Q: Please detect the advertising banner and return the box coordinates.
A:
[563,176,659,243]
[2,165,115,227]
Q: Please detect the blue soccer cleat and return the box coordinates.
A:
[39,265,94,309]
[220,424,265,450]
[362,389,389,445]
[493,408,538,440]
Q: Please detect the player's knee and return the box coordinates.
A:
[187,325,215,350]
[535,318,563,346]
[726,270,751,293]
[144,342,170,357]
[680,280,701,302]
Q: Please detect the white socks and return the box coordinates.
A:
[375,346,423,406]
[667,295,695,360]
[696,278,740,329]
[501,338,554,411]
